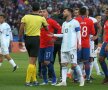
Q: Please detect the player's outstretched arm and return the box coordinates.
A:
[48,32,63,38]
[54,34,63,37]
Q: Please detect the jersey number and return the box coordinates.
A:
[70,54,74,59]
[82,26,88,37]
[46,52,51,58]
[65,28,68,33]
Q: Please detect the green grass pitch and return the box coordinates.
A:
[0,52,108,90]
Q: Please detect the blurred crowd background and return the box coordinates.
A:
[0,0,108,38]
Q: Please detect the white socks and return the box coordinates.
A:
[75,65,83,78]
[93,57,100,75]
[9,59,16,67]
[79,62,84,75]
[90,61,94,76]
[0,63,2,67]
[62,67,67,83]
[79,62,83,70]
[67,68,72,74]
[75,65,84,86]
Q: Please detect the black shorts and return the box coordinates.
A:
[24,36,40,57]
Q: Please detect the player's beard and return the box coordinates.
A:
[63,15,67,20]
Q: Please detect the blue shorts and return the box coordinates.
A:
[39,46,54,62]
[77,48,90,62]
[99,42,108,59]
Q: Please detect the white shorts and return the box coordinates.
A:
[90,40,95,57]
[0,38,10,55]
[61,49,77,64]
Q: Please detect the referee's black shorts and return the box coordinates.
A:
[24,35,40,57]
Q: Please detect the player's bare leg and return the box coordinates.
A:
[4,54,17,72]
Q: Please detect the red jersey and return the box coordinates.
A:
[40,18,61,48]
[76,16,95,48]
[104,20,108,42]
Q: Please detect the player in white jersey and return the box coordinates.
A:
[89,16,98,77]
[49,8,84,86]
[0,13,17,72]
[88,9,102,77]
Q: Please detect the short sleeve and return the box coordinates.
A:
[74,20,80,32]
[6,24,11,31]
[21,15,26,23]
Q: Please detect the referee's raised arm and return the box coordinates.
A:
[18,2,48,86]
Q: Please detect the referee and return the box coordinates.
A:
[19,2,48,86]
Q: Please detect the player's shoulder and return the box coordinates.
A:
[72,19,80,25]
[2,22,10,28]
[72,19,79,23]
[89,16,97,23]
[104,20,108,26]
[105,20,108,24]
[24,14,43,18]
[62,21,66,25]
[85,17,94,23]
[1,22,11,30]
[47,18,54,21]
[22,14,29,18]
[75,16,81,20]
[47,18,56,23]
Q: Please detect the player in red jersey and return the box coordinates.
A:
[99,8,108,84]
[75,6,95,82]
[38,8,61,85]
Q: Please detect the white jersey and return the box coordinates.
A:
[89,17,97,57]
[89,17,97,24]
[0,22,13,55]
[59,19,80,52]
[0,22,13,41]
[89,17,97,40]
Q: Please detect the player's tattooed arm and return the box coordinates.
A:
[19,22,24,41]
[18,22,25,48]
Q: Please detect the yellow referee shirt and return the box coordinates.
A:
[21,14,48,36]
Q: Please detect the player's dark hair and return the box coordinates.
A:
[64,8,73,14]
[41,7,50,14]
[79,7,87,15]
[31,2,40,11]
[75,8,79,11]
[0,13,5,18]
[89,8,93,17]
